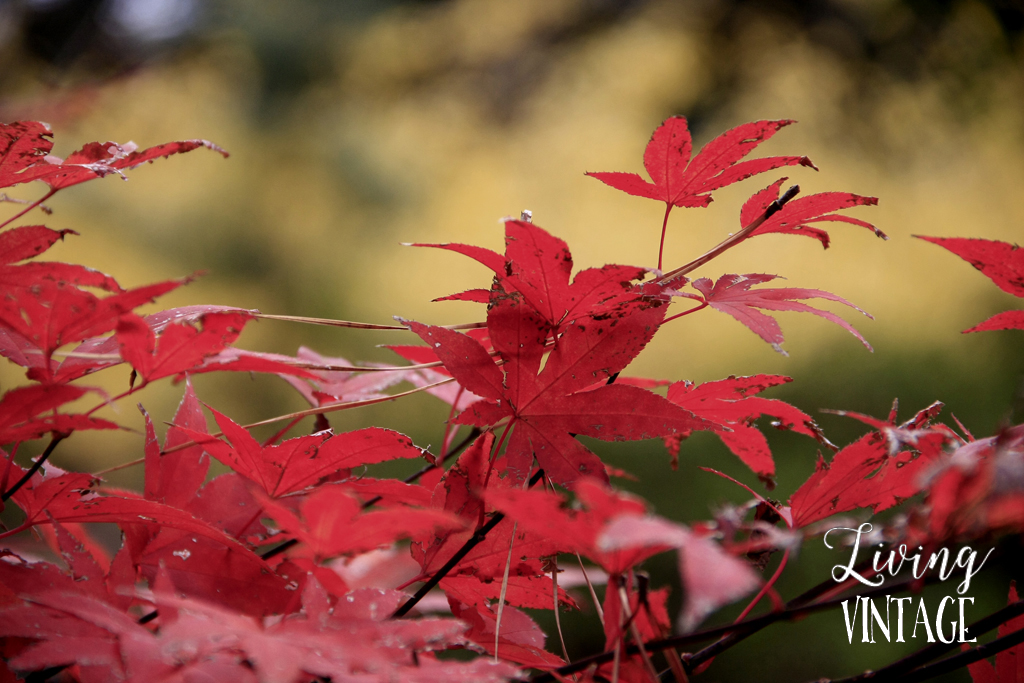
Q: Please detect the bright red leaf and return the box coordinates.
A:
[918,236,1024,333]
[586,116,814,209]
[665,374,830,482]
[0,226,75,265]
[744,178,884,248]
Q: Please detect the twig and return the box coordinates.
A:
[657,185,800,285]
[255,313,486,332]
[0,188,56,231]
[1,435,66,502]
[897,625,1024,683]
[391,469,545,619]
[532,573,940,682]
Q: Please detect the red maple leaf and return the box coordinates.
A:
[0,261,186,376]
[0,225,76,264]
[586,117,814,209]
[116,311,254,386]
[259,485,466,560]
[788,403,953,528]
[917,236,1024,332]
[743,177,884,247]
[0,383,117,444]
[0,122,54,188]
[690,273,872,354]
[664,374,831,482]
[414,219,649,333]
[409,288,709,486]
[176,406,429,498]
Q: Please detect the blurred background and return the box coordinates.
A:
[2,0,1024,680]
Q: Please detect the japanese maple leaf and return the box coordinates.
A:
[0,121,54,188]
[1,121,227,195]
[259,485,465,560]
[487,479,665,575]
[788,402,953,528]
[0,225,76,264]
[39,304,257,383]
[966,583,1024,683]
[0,262,186,376]
[691,273,872,355]
[449,598,564,669]
[142,380,210,509]
[665,374,831,482]
[918,236,1024,332]
[586,117,814,209]
[175,406,429,497]
[414,219,650,333]
[743,178,884,248]
[0,383,117,443]
[116,310,254,386]
[408,290,710,486]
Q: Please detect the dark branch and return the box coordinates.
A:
[391,468,545,619]
[532,572,947,681]
[2,435,66,502]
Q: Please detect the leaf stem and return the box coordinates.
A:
[661,301,708,325]
[0,188,56,231]
[254,313,486,332]
[657,203,672,272]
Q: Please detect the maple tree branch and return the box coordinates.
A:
[879,625,1024,683]
[657,184,800,285]
[1,435,66,502]
[254,313,486,332]
[532,572,937,682]
[680,555,887,672]
[657,203,672,272]
[390,468,545,619]
[163,377,457,456]
[826,595,1024,683]
[0,188,56,231]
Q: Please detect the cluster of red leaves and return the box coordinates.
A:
[0,114,1021,683]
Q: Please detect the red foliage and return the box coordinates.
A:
[0,114,1019,683]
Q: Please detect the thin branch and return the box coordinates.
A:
[162,377,456,455]
[0,188,56,231]
[1,435,66,502]
[255,313,486,332]
[657,185,800,285]
[532,572,940,682]
[897,625,1024,683]
[391,469,545,619]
